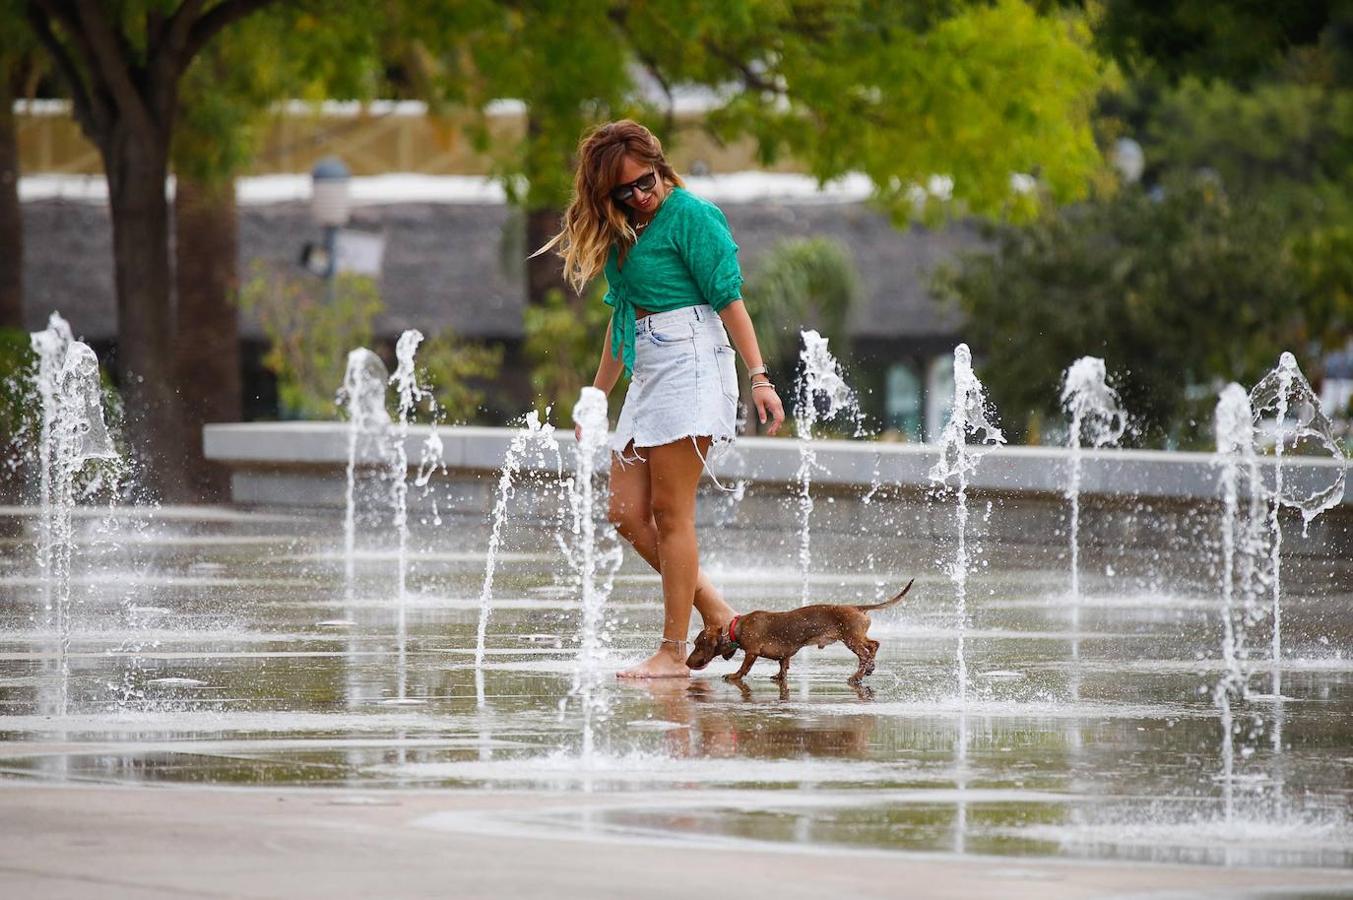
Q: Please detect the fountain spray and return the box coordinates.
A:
[49,342,119,715]
[928,344,1004,704]
[338,348,391,597]
[387,330,435,704]
[474,409,560,708]
[794,330,861,605]
[1214,384,1267,820]
[1060,357,1127,602]
[1248,353,1347,704]
[564,386,622,767]
[29,313,73,623]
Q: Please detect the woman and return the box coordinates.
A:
[537,120,785,678]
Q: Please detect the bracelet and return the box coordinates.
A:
[746,364,768,378]
[752,381,777,392]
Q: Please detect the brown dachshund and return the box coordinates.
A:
[686,579,914,685]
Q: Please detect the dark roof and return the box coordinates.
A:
[22,195,972,342]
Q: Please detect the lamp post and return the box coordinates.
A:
[1111,137,1145,185]
[309,156,351,303]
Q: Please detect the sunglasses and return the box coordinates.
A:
[610,171,658,203]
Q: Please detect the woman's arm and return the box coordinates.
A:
[592,316,624,394]
[576,319,625,441]
[718,299,785,435]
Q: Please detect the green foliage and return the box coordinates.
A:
[1291,224,1353,347]
[443,0,1106,221]
[416,329,504,424]
[240,263,383,420]
[694,0,1108,223]
[1090,0,1344,85]
[173,4,389,186]
[935,175,1317,448]
[173,12,293,186]
[743,237,856,374]
[449,0,652,212]
[1134,79,1353,222]
[0,328,34,474]
[522,286,613,417]
[940,23,1353,448]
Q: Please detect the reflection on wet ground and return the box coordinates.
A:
[1,501,1351,870]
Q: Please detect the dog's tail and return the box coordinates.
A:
[853,578,914,612]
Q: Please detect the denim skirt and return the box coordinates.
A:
[609,304,739,463]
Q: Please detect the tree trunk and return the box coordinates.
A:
[173,173,241,501]
[105,126,188,500]
[0,75,22,331]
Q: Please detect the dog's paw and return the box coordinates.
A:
[722,673,743,683]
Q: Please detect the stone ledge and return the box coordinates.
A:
[204,422,1350,507]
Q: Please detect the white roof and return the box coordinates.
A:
[19,171,875,206]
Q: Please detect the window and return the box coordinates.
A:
[885,363,922,441]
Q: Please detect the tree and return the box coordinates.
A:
[451,1,1106,285]
[938,4,1353,446]
[935,175,1317,447]
[613,0,1106,222]
[0,3,37,331]
[23,0,281,497]
[1091,0,1349,86]
[169,5,383,498]
[448,0,652,309]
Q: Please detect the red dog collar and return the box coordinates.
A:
[727,616,740,646]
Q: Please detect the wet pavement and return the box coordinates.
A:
[1,498,1352,876]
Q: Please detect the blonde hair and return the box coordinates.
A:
[532,120,684,295]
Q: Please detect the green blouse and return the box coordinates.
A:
[603,186,744,375]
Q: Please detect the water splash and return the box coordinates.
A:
[1248,352,1347,703]
[563,387,622,767]
[1213,384,1269,821]
[49,342,119,715]
[794,330,861,605]
[1061,357,1127,602]
[475,409,560,708]
[337,348,391,596]
[388,330,432,705]
[29,313,73,622]
[928,344,1004,704]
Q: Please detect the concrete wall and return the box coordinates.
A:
[203,423,1351,561]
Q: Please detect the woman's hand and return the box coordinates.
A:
[753,381,785,435]
[716,301,785,435]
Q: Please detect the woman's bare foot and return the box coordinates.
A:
[617,641,690,679]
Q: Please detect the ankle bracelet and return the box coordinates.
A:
[661,638,688,652]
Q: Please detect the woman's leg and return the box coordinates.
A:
[616,436,718,678]
[607,442,737,630]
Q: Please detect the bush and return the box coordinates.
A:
[240,263,383,419]
[522,286,614,418]
[934,176,1314,447]
[416,329,505,424]
[0,328,36,493]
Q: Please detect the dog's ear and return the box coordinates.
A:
[719,635,738,660]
